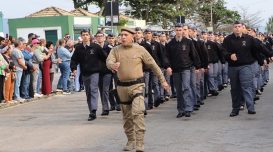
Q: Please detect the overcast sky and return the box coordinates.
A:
[1,0,272,30]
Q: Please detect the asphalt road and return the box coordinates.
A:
[0,71,273,152]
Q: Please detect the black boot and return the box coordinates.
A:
[88,110,97,121]
[116,106,121,111]
[154,99,161,107]
[110,106,115,111]
[229,110,239,117]
[101,110,109,116]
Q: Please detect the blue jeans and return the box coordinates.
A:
[208,63,218,91]
[173,70,193,113]
[21,72,31,99]
[37,68,42,94]
[229,65,254,112]
[83,73,99,113]
[59,61,70,92]
[75,64,81,91]
[14,70,23,99]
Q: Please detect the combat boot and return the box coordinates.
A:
[136,132,144,152]
[136,141,144,152]
[123,141,135,151]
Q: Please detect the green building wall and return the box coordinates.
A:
[91,16,100,34]
[8,16,74,38]
[0,12,3,32]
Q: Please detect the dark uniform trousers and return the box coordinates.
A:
[229,65,254,112]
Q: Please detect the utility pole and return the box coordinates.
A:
[210,1,213,31]
[110,0,113,33]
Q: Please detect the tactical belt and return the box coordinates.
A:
[117,77,144,87]
[121,93,144,105]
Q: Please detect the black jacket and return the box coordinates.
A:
[205,40,223,64]
[223,34,273,67]
[139,40,168,69]
[192,38,209,68]
[216,42,226,63]
[166,37,201,72]
[100,43,115,74]
[70,43,106,76]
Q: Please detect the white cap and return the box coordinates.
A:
[0,32,5,37]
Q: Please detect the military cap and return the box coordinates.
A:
[135,27,142,32]
[121,27,136,34]
[214,32,220,36]
[107,33,115,37]
[208,31,213,35]
[160,32,166,36]
[233,21,242,25]
[153,32,159,36]
[175,23,183,27]
[144,28,152,33]
[96,30,104,36]
[201,31,207,34]
[169,32,176,37]
[188,25,197,30]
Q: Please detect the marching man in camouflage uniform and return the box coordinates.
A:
[106,27,169,152]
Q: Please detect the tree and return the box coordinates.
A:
[72,0,124,16]
[72,0,241,30]
[123,0,198,29]
[197,0,241,31]
[266,16,273,33]
[238,7,263,29]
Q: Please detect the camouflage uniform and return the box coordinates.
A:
[107,43,166,151]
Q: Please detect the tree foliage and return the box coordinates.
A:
[73,0,103,10]
[266,16,273,33]
[72,0,241,30]
[238,7,263,29]
[72,0,123,16]
[198,0,240,30]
